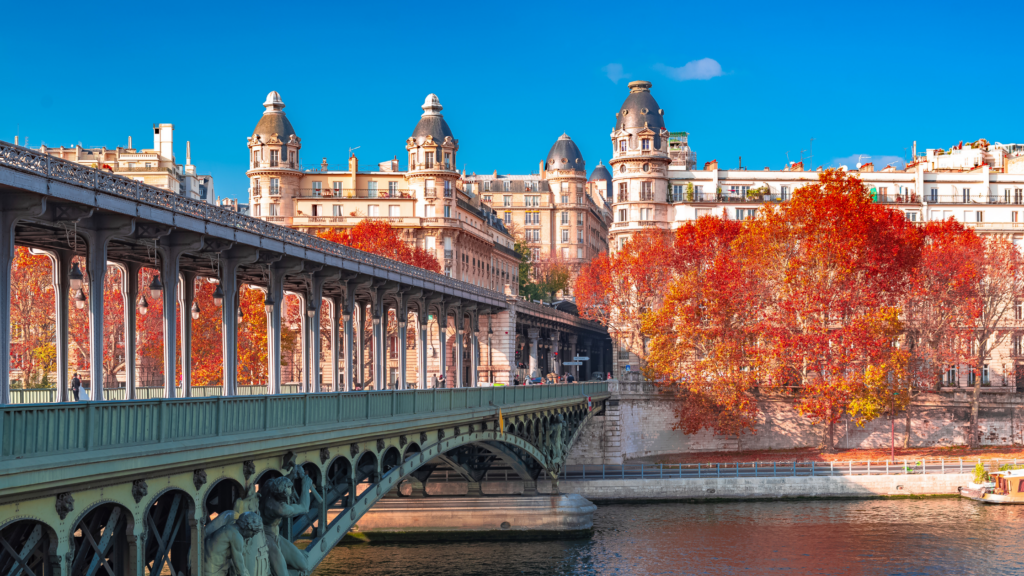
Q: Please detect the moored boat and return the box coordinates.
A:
[960,469,1024,504]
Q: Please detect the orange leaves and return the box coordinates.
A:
[317,221,441,274]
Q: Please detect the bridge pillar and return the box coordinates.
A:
[436,301,449,387]
[377,297,389,389]
[83,215,136,400]
[551,331,561,377]
[330,295,341,392]
[522,479,540,496]
[308,294,322,393]
[417,305,428,388]
[456,328,465,388]
[371,303,382,389]
[122,262,140,399]
[568,335,578,380]
[46,249,74,402]
[0,194,46,404]
[220,247,259,396]
[470,313,480,387]
[343,290,355,392]
[354,301,365,388]
[268,258,303,394]
[528,328,540,379]
[295,292,309,391]
[179,271,196,397]
[157,232,202,398]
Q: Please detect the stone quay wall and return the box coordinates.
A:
[568,382,1024,465]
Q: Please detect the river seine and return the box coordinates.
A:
[313,498,1022,575]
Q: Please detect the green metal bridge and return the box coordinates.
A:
[0,382,608,575]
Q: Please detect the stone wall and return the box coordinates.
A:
[567,382,1024,464]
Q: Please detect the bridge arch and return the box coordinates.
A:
[68,500,136,576]
[203,477,245,520]
[0,517,59,576]
[142,488,196,576]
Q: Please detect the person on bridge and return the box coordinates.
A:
[71,374,81,401]
[203,511,262,576]
[567,372,575,383]
[437,373,447,388]
[259,472,313,576]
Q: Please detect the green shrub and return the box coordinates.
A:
[974,462,992,484]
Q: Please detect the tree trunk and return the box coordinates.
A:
[823,419,837,454]
[970,344,987,448]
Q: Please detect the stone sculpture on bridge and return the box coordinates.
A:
[204,511,263,576]
[205,484,271,576]
[260,468,314,576]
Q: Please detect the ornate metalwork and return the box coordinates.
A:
[420,432,427,444]
[320,447,330,464]
[282,450,296,470]
[193,469,208,491]
[132,479,149,504]
[350,444,359,458]
[399,435,408,448]
[376,439,385,452]
[54,493,73,520]
[454,426,461,436]
[437,429,445,440]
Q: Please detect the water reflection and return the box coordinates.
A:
[314,499,1024,575]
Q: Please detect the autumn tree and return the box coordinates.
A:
[317,221,441,273]
[576,228,676,375]
[900,219,981,445]
[965,236,1024,447]
[10,247,56,387]
[643,215,762,435]
[739,170,921,452]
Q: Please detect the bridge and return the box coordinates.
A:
[0,140,610,405]
[0,382,608,575]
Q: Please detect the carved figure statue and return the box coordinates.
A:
[259,469,313,576]
[204,484,270,576]
[551,414,565,461]
[203,511,262,576]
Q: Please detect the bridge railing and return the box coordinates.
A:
[560,458,991,480]
[0,383,608,462]
[8,385,306,403]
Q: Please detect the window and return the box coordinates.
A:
[1015,212,1020,223]
[962,188,970,203]
[333,182,343,195]
[577,184,583,194]
[562,247,570,259]
[561,229,569,243]
[527,230,540,242]
[504,211,512,224]
[642,139,651,151]
[254,204,261,217]
[561,194,569,204]
[905,211,920,222]
[444,180,452,196]
[1015,334,1023,356]
[561,212,569,225]
[444,152,451,170]
[332,204,342,217]
[619,140,627,152]
[781,186,790,201]
[619,347,630,360]
[444,205,451,218]
[640,182,653,201]
[368,205,379,217]
[526,196,539,207]
[312,204,322,217]
[946,366,958,385]
[672,185,684,202]
[270,150,279,167]
[483,195,492,203]
[425,152,434,169]
[426,236,435,251]
[389,181,398,193]
[312,181,322,196]
[618,182,628,202]
[577,229,583,243]
[368,181,378,197]
[577,247,584,259]
[577,212,583,226]
[1017,300,1023,321]
[977,211,984,222]
[640,208,652,220]
[389,205,400,217]
[1017,189,1024,204]
[270,178,280,195]
[128,162,136,169]
[426,205,436,218]
[736,208,757,221]
[577,194,583,205]
[268,204,278,216]
[503,180,510,191]
[878,187,888,201]
[504,195,512,206]
[618,209,627,222]
[929,187,938,202]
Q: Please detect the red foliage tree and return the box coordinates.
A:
[10,247,56,387]
[317,221,441,273]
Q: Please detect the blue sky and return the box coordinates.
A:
[3,0,1022,201]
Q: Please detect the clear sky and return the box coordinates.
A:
[3,0,1022,201]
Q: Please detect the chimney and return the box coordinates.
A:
[128,135,132,149]
[703,159,718,171]
[540,161,546,180]
[13,136,17,146]
[154,123,174,162]
[186,141,192,166]
[859,162,874,172]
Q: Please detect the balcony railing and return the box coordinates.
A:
[251,161,299,169]
[296,188,413,199]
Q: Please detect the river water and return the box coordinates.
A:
[312,498,1024,575]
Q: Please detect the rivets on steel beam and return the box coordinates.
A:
[55,493,74,520]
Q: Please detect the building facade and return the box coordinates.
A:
[26,124,215,202]
[246,91,520,293]
[462,134,612,285]
[609,80,1024,388]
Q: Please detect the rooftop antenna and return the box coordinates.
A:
[348,146,360,157]
[856,154,871,170]
[809,137,815,169]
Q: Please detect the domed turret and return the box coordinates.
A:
[589,160,611,182]
[545,133,585,172]
[252,91,297,142]
[614,81,665,131]
[411,94,454,145]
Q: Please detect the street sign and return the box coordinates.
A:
[562,361,582,366]
[574,356,589,361]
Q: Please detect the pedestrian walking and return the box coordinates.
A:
[437,374,447,388]
[71,374,81,401]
